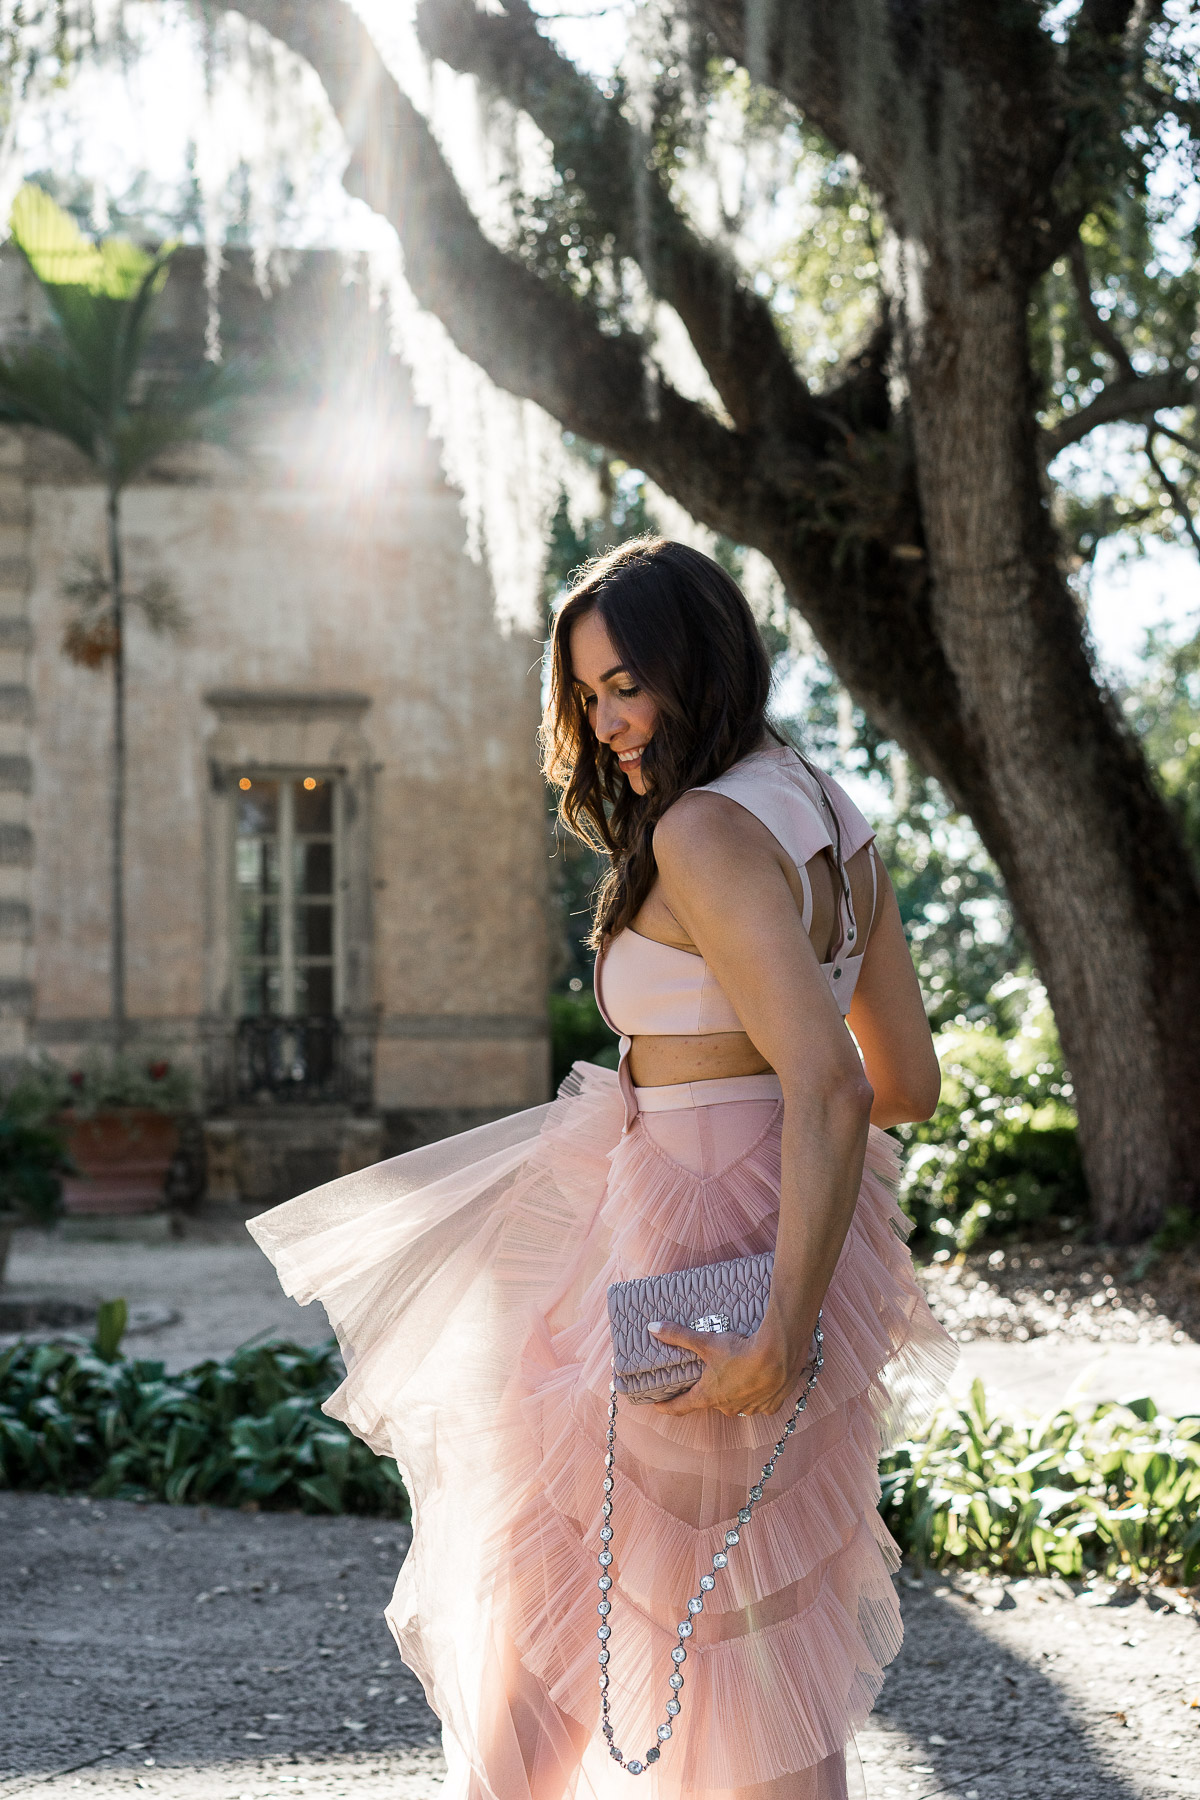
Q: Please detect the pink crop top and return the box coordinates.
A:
[595,746,878,1037]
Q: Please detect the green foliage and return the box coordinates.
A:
[548,990,620,1090]
[751,127,884,383]
[881,1380,1200,1587]
[542,456,659,608]
[868,762,1021,1031]
[775,659,1022,1030]
[1127,622,1200,870]
[0,1109,70,1226]
[894,976,1085,1249]
[1,1050,196,1120]
[0,1322,408,1518]
[93,1298,128,1362]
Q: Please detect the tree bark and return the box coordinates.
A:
[890,253,1200,1237]
[224,0,1200,1238]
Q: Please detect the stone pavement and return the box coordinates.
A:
[1,1231,329,1370]
[1,1493,1197,1800]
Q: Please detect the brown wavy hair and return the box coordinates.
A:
[542,535,781,945]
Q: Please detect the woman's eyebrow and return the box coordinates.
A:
[575,664,628,692]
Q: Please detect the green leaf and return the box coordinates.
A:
[10,186,170,301]
[93,1299,128,1363]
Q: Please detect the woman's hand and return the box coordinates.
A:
[647,1316,808,1418]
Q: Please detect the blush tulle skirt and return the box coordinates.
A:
[248,1061,956,1800]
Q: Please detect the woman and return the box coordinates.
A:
[249,537,956,1800]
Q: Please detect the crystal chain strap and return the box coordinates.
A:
[596,1313,824,1776]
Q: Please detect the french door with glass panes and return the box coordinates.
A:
[234,773,340,1017]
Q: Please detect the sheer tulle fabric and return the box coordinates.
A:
[248,1063,956,1799]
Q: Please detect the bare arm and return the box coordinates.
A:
[847,857,941,1128]
[646,793,874,1418]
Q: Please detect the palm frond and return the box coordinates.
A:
[10,184,170,302]
[0,345,103,463]
[60,556,111,611]
[130,575,187,636]
[0,187,256,490]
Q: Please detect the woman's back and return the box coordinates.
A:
[598,746,878,1029]
[595,744,936,1122]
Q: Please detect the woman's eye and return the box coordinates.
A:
[617,685,641,699]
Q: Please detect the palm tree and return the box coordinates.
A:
[0,185,241,1045]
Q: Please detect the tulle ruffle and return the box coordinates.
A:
[248,1061,956,1799]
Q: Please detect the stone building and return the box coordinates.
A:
[0,247,550,1204]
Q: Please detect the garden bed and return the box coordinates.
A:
[2,1311,1196,1594]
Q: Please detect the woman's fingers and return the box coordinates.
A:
[648,1320,718,1359]
[648,1334,784,1417]
[645,1327,796,1416]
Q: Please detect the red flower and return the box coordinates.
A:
[148,1060,170,1081]
[68,1070,85,1089]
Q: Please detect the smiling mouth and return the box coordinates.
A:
[616,748,644,767]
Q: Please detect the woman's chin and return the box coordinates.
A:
[624,767,647,796]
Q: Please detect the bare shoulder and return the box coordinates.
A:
[652,790,780,873]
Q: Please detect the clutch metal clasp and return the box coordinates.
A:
[689,1313,731,1334]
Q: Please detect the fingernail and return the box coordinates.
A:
[648,1321,662,1334]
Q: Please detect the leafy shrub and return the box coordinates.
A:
[881,1379,1200,1586]
[549,990,620,1089]
[0,1112,71,1225]
[0,1313,407,1517]
[894,974,1086,1248]
[3,1051,197,1122]
[4,1310,1196,1589]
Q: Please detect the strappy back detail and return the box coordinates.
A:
[596,747,878,1037]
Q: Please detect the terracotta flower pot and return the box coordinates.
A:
[60,1109,179,1217]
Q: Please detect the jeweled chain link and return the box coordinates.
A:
[597,1313,824,1776]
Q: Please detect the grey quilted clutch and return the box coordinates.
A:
[606,1251,774,1402]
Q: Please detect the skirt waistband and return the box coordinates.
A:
[632,1071,783,1113]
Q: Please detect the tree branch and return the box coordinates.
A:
[1040,368,1199,459]
[1145,425,1200,560]
[683,0,850,150]
[1068,238,1135,377]
[1148,418,1200,458]
[414,0,818,444]
[228,0,776,535]
[1067,0,1168,61]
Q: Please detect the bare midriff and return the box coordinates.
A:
[626,1030,772,1088]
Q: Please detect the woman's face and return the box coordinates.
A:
[569,608,660,797]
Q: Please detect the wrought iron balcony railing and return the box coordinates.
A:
[234,1015,344,1104]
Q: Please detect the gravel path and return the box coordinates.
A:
[918,1239,1200,1347]
[1,1494,1197,1800]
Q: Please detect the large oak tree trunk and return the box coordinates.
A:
[223,0,1200,1239]
[892,249,1200,1237]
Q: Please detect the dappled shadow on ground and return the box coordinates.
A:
[862,1569,1198,1799]
[2,1496,1196,1799]
[918,1237,1200,1347]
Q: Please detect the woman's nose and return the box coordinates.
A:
[594,695,624,743]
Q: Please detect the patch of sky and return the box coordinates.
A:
[1050,422,1199,681]
[8,2,371,254]
[531,0,633,81]
[1089,537,1198,683]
